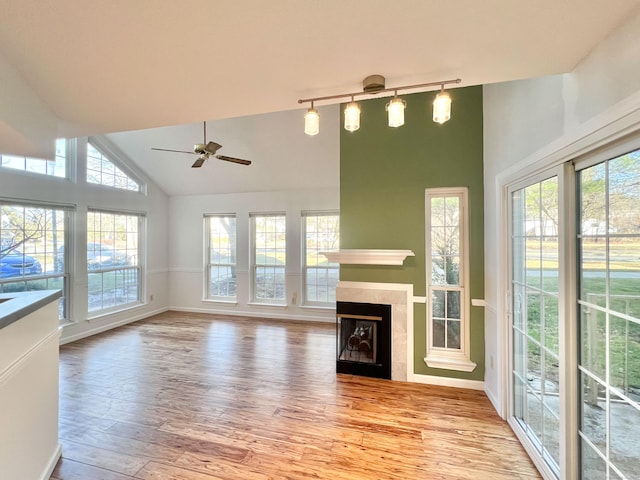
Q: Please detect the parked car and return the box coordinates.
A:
[87,243,128,270]
[54,243,130,272]
[0,249,42,278]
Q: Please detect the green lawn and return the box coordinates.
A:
[524,272,640,393]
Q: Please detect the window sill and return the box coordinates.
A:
[87,301,144,322]
[201,299,238,306]
[247,302,287,309]
[300,304,336,311]
[424,355,477,372]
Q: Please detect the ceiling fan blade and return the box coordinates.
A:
[191,157,206,168]
[215,155,251,166]
[152,147,197,155]
[205,141,222,154]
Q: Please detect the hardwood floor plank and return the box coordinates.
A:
[51,457,137,480]
[58,438,149,476]
[59,424,185,463]
[134,461,225,480]
[106,421,250,463]
[175,452,291,480]
[49,312,540,480]
[59,408,119,431]
[158,420,308,461]
[218,408,364,446]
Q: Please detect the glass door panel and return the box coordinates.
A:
[577,150,640,479]
[511,176,561,476]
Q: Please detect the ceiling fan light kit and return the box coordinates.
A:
[298,75,461,134]
[151,122,251,168]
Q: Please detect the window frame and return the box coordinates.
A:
[86,208,144,317]
[250,212,287,305]
[204,213,237,302]
[301,210,340,307]
[424,187,476,372]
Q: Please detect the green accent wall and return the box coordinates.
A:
[339,86,485,380]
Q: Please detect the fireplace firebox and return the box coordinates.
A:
[336,301,391,379]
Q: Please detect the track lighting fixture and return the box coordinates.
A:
[386,92,406,128]
[305,109,320,135]
[304,101,320,136]
[299,75,461,135]
[433,86,452,124]
[344,96,361,132]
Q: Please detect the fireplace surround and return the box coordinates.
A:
[336,281,413,382]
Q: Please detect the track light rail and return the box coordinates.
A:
[298,78,461,105]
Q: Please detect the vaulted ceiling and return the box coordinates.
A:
[1,0,639,194]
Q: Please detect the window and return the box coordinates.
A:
[205,214,236,300]
[251,213,286,303]
[0,138,67,178]
[425,188,475,371]
[87,210,142,314]
[302,211,339,305]
[86,141,141,192]
[0,202,69,320]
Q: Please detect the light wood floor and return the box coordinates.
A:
[50,311,541,480]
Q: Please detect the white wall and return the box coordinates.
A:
[482,7,640,414]
[169,188,339,322]
[0,137,170,344]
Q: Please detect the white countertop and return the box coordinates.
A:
[0,290,62,329]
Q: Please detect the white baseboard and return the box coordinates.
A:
[169,306,334,323]
[40,443,61,480]
[411,373,484,391]
[60,306,169,345]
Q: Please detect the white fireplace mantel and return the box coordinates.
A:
[321,249,415,266]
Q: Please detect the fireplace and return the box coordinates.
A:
[336,301,391,379]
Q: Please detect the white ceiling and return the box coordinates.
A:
[105,105,340,196]
[1,0,639,195]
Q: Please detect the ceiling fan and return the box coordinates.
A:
[151,121,251,168]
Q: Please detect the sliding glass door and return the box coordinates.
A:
[508,145,640,479]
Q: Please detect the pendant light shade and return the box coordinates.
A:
[344,100,361,132]
[433,89,452,124]
[386,96,406,127]
[304,107,319,136]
